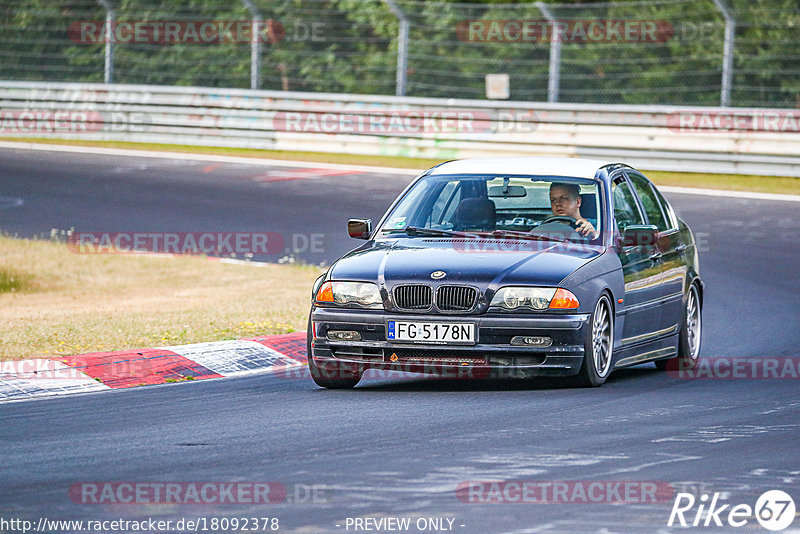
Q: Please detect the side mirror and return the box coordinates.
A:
[347,218,372,240]
[620,224,658,247]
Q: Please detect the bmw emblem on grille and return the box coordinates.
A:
[431,270,446,280]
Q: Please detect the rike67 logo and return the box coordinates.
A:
[668,490,796,531]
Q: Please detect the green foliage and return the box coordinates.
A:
[0,0,797,106]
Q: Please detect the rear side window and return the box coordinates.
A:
[651,184,679,230]
[611,179,645,231]
[627,173,669,232]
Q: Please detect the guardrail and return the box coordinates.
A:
[2,81,799,177]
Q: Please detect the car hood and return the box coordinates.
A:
[329,237,603,289]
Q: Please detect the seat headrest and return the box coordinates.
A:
[580,193,597,219]
[453,197,496,231]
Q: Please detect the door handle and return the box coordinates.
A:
[675,243,687,252]
[649,250,663,260]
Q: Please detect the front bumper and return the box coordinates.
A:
[310,308,591,378]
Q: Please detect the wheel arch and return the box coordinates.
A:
[688,275,704,309]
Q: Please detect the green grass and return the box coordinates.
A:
[0,137,439,169]
[2,137,798,195]
[0,268,33,293]
[644,170,800,195]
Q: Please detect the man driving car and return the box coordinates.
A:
[547,182,598,238]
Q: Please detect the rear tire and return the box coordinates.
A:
[655,283,702,371]
[307,316,362,389]
[572,294,614,387]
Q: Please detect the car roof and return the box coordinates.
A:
[427,157,625,180]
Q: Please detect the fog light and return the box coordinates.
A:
[327,330,362,341]
[510,336,552,347]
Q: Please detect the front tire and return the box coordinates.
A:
[307,316,362,389]
[572,294,614,387]
[655,283,702,371]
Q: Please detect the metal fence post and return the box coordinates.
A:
[383,0,408,97]
[97,0,114,83]
[241,0,262,90]
[536,2,561,103]
[712,0,735,107]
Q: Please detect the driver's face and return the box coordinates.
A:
[550,186,581,218]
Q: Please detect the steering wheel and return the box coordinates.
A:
[540,216,579,229]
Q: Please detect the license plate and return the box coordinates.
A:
[386,321,475,344]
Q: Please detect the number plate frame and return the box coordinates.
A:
[386,320,476,345]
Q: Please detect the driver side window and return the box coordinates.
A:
[612,179,645,232]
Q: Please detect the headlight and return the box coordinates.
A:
[490,287,579,310]
[315,281,383,308]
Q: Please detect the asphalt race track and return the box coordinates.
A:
[1,147,799,533]
[0,149,408,265]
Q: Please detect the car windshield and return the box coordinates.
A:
[380,174,602,242]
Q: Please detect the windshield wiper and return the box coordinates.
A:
[485,230,566,243]
[382,226,482,239]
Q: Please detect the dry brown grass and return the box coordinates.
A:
[0,235,323,360]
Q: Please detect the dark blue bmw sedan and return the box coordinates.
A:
[308,157,703,387]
